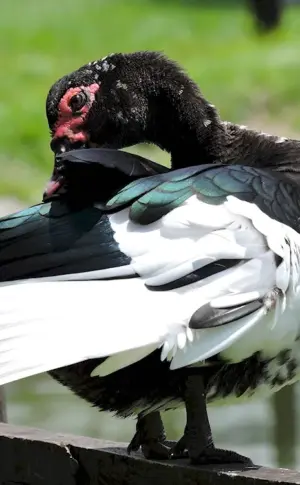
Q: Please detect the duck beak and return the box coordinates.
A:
[43,137,89,201]
[42,151,69,202]
[44,136,105,201]
[42,165,66,202]
[43,176,64,201]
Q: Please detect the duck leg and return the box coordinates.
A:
[170,374,254,465]
[127,411,187,459]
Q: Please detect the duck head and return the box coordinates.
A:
[46,51,225,168]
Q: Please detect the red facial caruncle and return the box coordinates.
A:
[52,83,100,144]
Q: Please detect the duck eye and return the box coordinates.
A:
[69,91,87,112]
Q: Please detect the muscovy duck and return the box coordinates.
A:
[1,148,300,466]
[43,50,300,461]
[43,49,300,460]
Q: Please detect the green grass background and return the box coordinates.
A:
[2,0,300,203]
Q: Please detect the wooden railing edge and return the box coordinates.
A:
[0,423,300,485]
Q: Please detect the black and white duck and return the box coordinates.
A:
[42,50,300,462]
[0,147,300,466]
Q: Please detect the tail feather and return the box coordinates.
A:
[0,278,179,386]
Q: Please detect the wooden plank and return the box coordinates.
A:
[0,423,300,485]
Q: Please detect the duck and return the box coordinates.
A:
[1,146,300,466]
[42,49,300,462]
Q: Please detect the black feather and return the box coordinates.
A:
[0,201,132,282]
[57,148,169,177]
[146,259,243,292]
[47,148,170,205]
[189,300,263,329]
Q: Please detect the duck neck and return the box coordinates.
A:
[147,94,300,181]
[142,71,300,178]
[221,122,300,183]
[143,77,228,169]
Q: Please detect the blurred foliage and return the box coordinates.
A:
[1,0,300,203]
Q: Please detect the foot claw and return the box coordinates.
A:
[190,447,254,466]
[127,430,141,454]
[127,432,174,460]
[142,441,171,460]
[127,412,179,460]
[169,435,189,459]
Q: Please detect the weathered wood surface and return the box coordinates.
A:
[0,424,300,485]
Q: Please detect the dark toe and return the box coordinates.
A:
[190,448,254,466]
[142,441,171,460]
[169,435,189,459]
[127,432,141,454]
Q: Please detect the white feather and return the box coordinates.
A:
[109,195,267,288]
[109,195,300,371]
[91,345,157,377]
[211,291,265,308]
[0,265,136,287]
[0,278,181,385]
[170,306,267,369]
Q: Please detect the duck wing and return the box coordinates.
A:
[0,165,299,383]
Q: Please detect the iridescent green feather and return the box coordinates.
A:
[100,163,300,231]
[129,186,193,224]
[0,204,43,230]
[106,175,164,210]
[107,164,228,224]
[106,166,210,211]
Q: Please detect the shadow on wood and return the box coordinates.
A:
[1,423,300,485]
